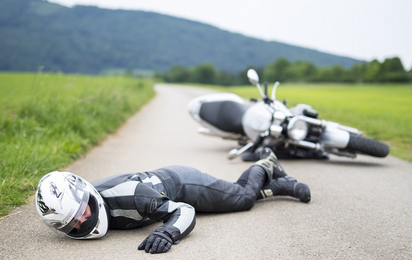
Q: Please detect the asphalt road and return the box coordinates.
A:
[1,84,411,260]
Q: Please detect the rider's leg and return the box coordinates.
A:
[255,148,311,203]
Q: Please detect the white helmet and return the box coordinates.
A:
[35,171,109,239]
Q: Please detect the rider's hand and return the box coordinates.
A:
[138,231,173,254]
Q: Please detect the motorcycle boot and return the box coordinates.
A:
[254,147,287,179]
[260,176,311,203]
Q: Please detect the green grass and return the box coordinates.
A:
[190,83,412,162]
[0,72,155,216]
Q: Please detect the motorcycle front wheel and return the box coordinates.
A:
[346,135,390,157]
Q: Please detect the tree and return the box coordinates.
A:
[216,71,239,86]
[292,61,317,82]
[381,57,409,82]
[351,62,368,83]
[382,57,405,72]
[264,57,292,82]
[166,65,190,82]
[190,63,217,84]
[315,65,353,82]
[363,59,383,82]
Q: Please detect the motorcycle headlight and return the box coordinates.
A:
[287,117,308,141]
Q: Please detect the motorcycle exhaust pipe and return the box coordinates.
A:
[228,142,254,160]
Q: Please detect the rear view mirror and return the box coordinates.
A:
[247,69,259,85]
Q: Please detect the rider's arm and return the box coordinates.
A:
[134,183,196,243]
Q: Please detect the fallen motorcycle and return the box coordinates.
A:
[188,69,390,161]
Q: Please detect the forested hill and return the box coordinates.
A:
[0,0,362,74]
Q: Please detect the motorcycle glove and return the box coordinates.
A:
[138,231,173,254]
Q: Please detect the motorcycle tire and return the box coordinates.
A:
[346,135,390,157]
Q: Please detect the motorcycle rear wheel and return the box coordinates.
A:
[346,135,390,157]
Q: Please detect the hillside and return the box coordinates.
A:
[0,0,362,74]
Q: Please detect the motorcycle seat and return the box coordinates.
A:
[199,101,248,135]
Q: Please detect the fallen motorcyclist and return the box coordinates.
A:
[35,148,310,254]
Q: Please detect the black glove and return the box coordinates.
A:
[138,231,173,254]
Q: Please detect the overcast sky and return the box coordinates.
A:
[48,0,412,70]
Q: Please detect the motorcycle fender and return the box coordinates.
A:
[320,124,350,149]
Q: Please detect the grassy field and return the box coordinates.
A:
[0,72,155,216]
[192,83,412,162]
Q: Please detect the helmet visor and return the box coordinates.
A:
[68,195,100,238]
[58,191,89,234]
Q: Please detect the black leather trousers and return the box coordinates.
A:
[153,165,268,213]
